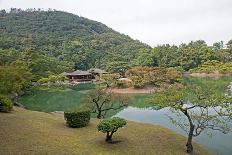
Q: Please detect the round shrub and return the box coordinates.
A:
[97,117,126,142]
[0,95,13,112]
[64,108,90,128]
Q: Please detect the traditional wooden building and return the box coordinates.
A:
[62,70,92,81]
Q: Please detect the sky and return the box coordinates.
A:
[0,0,232,46]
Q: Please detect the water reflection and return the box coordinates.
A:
[115,106,232,155]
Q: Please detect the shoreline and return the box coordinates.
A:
[184,72,231,78]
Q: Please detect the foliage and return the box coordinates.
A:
[134,40,232,71]
[166,68,182,84]
[0,9,149,75]
[97,117,126,142]
[1,9,232,76]
[38,78,50,84]
[116,80,130,88]
[0,95,13,112]
[0,49,73,81]
[38,75,66,85]
[150,85,232,153]
[126,66,181,88]
[85,88,131,118]
[153,44,179,68]
[0,64,32,95]
[98,73,120,88]
[64,108,91,128]
[1,9,232,75]
[190,60,232,74]
[132,48,157,67]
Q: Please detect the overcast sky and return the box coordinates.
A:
[0,0,232,46]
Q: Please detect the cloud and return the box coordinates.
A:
[0,0,232,46]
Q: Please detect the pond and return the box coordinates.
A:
[115,106,232,155]
[19,77,232,154]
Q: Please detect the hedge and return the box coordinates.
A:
[64,108,91,128]
[0,95,13,112]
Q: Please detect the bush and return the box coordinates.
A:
[0,95,13,112]
[97,117,126,142]
[64,108,91,128]
[191,60,232,74]
[116,80,128,88]
[38,78,49,84]
[131,76,145,88]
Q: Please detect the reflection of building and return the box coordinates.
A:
[61,70,92,81]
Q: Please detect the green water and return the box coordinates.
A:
[19,77,232,112]
[115,76,232,155]
[19,77,232,154]
[18,83,96,112]
[19,83,151,112]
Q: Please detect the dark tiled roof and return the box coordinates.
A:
[66,70,91,76]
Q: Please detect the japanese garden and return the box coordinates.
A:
[1,5,232,155]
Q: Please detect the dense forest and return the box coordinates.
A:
[0,8,149,78]
[0,8,232,82]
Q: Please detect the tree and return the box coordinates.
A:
[106,61,130,75]
[126,66,181,88]
[151,86,232,154]
[153,44,179,67]
[85,88,131,119]
[97,117,126,142]
[0,9,149,74]
[0,63,32,95]
[132,48,157,67]
[0,95,13,112]
[213,41,224,51]
[98,73,120,88]
[125,66,150,88]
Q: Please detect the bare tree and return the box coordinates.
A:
[85,88,131,119]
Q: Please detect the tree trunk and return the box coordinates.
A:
[97,111,102,119]
[186,124,194,154]
[182,108,194,154]
[106,132,113,142]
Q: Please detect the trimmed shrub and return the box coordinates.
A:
[64,108,90,128]
[0,95,13,112]
[97,117,126,142]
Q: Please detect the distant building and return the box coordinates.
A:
[118,77,132,82]
[61,68,108,82]
[62,70,92,81]
[88,68,108,78]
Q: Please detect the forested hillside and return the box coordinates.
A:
[0,8,149,77]
[1,8,232,81]
[134,40,232,71]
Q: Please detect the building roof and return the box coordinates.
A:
[60,72,67,76]
[66,70,92,76]
[118,78,132,82]
[88,68,108,74]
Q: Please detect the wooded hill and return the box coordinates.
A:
[0,8,149,75]
[1,8,232,80]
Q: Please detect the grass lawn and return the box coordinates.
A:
[0,107,210,155]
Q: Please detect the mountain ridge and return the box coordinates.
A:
[0,8,150,74]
